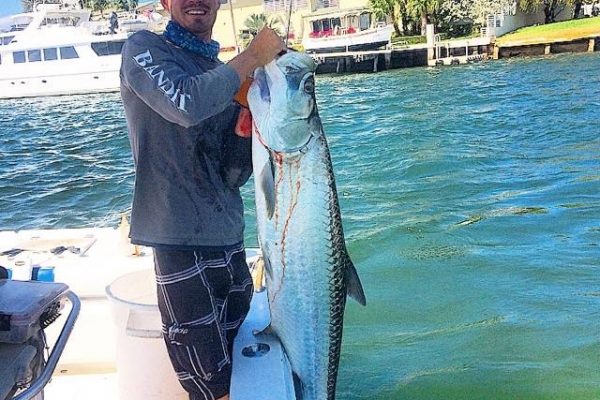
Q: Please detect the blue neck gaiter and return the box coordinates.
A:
[163,20,220,61]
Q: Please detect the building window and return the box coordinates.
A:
[13,51,26,63]
[314,0,338,10]
[60,46,79,59]
[43,48,58,61]
[264,0,308,13]
[91,40,125,56]
[28,49,42,62]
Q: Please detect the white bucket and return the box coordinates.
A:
[105,269,187,400]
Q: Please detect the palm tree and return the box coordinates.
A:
[370,0,411,35]
[21,0,61,12]
[243,13,284,36]
[408,0,442,35]
[241,13,284,48]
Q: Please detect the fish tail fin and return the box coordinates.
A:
[345,260,366,306]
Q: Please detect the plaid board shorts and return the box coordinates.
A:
[153,245,253,400]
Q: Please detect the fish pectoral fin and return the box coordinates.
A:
[259,160,276,219]
[345,259,367,306]
[252,324,273,337]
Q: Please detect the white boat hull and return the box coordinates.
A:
[302,25,393,53]
[0,55,121,99]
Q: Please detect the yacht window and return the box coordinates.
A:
[41,16,80,27]
[1,36,15,45]
[13,51,26,63]
[359,13,371,30]
[28,49,42,62]
[59,46,79,59]
[43,48,58,61]
[91,41,125,56]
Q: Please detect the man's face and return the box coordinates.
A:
[161,0,221,41]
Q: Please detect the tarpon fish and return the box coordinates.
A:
[248,51,367,400]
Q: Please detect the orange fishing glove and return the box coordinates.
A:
[234,78,254,138]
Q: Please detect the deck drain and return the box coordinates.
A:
[242,343,270,358]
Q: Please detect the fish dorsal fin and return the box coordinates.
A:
[345,259,367,306]
[259,157,276,220]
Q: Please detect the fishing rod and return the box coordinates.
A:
[284,0,293,48]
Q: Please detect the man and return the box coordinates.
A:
[109,11,119,34]
[119,0,285,398]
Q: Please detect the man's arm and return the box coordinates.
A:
[120,29,285,129]
[121,31,242,128]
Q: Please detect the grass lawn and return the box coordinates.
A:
[497,16,600,45]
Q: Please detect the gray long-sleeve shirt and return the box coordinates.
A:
[120,30,251,248]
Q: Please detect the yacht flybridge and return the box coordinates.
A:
[0,4,141,99]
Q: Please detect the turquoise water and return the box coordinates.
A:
[1,53,599,399]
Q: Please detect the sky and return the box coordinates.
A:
[1,0,24,17]
[0,0,157,18]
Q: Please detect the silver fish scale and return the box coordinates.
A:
[262,132,351,400]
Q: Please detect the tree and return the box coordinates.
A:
[469,0,514,25]
[21,0,61,12]
[408,0,443,35]
[370,0,411,36]
[519,0,578,23]
[572,0,582,18]
[241,13,284,48]
[114,0,139,11]
[438,0,474,37]
[243,13,283,36]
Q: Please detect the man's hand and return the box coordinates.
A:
[244,27,286,66]
[228,27,286,83]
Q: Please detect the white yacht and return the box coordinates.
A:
[0,4,141,99]
[302,9,394,54]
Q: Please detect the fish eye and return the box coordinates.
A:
[303,76,315,93]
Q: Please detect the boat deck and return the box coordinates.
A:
[0,227,292,399]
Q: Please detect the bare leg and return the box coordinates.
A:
[216,396,229,400]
